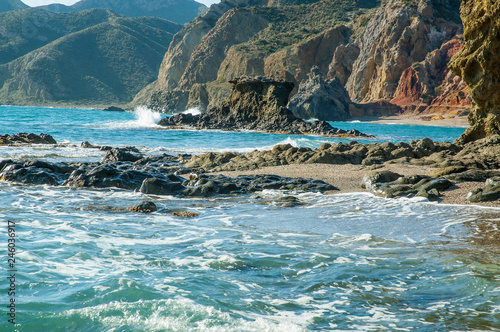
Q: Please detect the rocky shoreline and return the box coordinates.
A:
[2,133,500,207]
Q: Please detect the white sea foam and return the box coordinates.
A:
[134,106,162,127]
[182,107,203,115]
[91,106,163,130]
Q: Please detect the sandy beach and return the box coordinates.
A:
[213,163,500,208]
[353,114,470,127]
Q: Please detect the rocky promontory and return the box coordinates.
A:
[159,77,369,137]
[450,0,500,143]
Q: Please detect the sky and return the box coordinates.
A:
[21,0,220,7]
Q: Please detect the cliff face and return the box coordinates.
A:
[391,38,471,114]
[156,0,267,93]
[332,0,461,103]
[449,0,500,143]
[141,0,466,119]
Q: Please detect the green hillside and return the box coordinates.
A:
[237,0,379,57]
[40,0,207,25]
[0,8,182,106]
[0,0,28,13]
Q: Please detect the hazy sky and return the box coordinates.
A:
[21,0,220,7]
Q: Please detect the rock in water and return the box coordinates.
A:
[129,201,157,213]
[450,0,500,143]
[160,77,370,137]
[288,66,351,121]
[0,133,57,145]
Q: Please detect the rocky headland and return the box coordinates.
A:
[159,77,369,137]
[137,0,468,124]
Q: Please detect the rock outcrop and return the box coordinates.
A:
[391,38,471,114]
[449,0,500,143]
[288,66,351,121]
[0,133,57,145]
[159,77,368,137]
[331,0,461,103]
[0,155,336,197]
[137,0,465,119]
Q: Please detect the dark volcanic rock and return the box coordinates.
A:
[182,174,337,197]
[139,177,185,195]
[129,201,158,213]
[64,163,156,190]
[0,133,57,145]
[103,106,126,112]
[288,66,351,121]
[361,170,452,202]
[101,148,144,163]
[159,77,370,138]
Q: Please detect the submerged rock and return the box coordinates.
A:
[129,201,158,213]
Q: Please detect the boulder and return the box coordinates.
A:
[468,178,500,203]
[129,201,158,213]
[288,66,352,121]
[101,148,144,163]
[139,177,185,196]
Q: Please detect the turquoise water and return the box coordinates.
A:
[1,106,499,331]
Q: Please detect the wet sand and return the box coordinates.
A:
[213,163,500,208]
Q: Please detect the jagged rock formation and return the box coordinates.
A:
[288,66,351,121]
[138,0,466,120]
[0,8,182,105]
[390,38,471,114]
[160,77,368,137]
[137,0,371,112]
[449,0,500,143]
[330,0,461,103]
[38,0,206,25]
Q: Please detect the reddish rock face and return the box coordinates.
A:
[391,38,471,115]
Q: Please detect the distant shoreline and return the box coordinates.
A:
[351,115,470,128]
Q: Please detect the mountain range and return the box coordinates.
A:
[0,0,28,13]
[38,0,207,25]
[0,8,182,105]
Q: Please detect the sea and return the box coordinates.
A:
[1,105,499,331]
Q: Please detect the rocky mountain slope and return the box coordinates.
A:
[450,0,500,143]
[138,0,468,121]
[39,0,207,25]
[0,8,182,106]
[0,0,28,13]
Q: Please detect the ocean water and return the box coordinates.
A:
[1,106,499,331]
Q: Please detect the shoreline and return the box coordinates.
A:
[351,114,470,128]
[211,163,500,208]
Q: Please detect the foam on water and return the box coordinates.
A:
[1,106,499,331]
[182,107,203,115]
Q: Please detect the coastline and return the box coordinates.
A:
[212,163,500,208]
[351,114,470,128]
